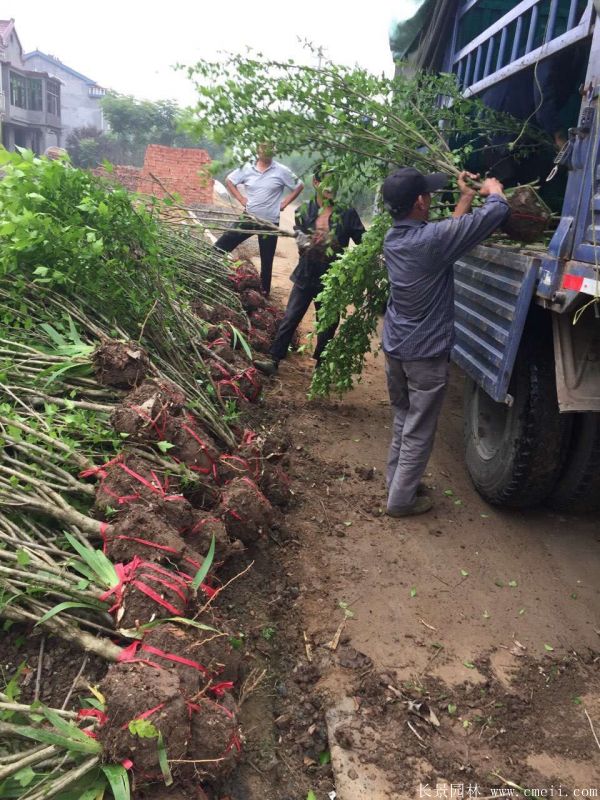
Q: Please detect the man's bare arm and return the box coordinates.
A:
[280,182,304,212]
[225,179,247,209]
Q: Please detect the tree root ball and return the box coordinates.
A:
[502,186,552,243]
[189,695,242,781]
[185,513,243,562]
[111,379,186,440]
[227,261,262,292]
[98,662,189,784]
[117,561,191,629]
[218,477,273,544]
[105,506,192,566]
[164,416,221,475]
[93,453,183,518]
[92,340,150,390]
[259,463,292,507]
[249,308,279,337]
[240,289,265,312]
[142,618,241,696]
[247,328,271,353]
[203,302,248,331]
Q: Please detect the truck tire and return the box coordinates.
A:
[549,412,600,512]
[463,338,571,508]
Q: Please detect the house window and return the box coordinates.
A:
[27,78,43,111]
[9,73,44,111]
[9,72,27,108]
[47,81,60,115]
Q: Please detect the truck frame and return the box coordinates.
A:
[398,0,600,510]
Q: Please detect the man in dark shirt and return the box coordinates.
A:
[382,167,509,517]
[255,169,365,375]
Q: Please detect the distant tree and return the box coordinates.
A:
[65,126,123,168]
[99,94,226,166]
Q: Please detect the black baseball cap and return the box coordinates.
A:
[382,167,449,217]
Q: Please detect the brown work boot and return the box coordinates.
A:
[386,496,433,518]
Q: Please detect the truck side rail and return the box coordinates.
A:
[448,0,594,95]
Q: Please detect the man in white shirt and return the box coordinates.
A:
[214,144,304,295]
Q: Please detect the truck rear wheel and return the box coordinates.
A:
[463,339,571,508]
[549,412,600,512]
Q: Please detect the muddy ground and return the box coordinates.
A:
[227,208,600,800]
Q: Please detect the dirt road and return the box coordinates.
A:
[251,209,600,799]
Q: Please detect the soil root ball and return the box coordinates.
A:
[205,324,232,344]
[217,366,262,404]
[105,505,192,565]
[227,261,262,292]
[247,328,271,353]
[111,379,186,440]
[502,186,552,243]
[117,560,192,629]
[92,339,151,390]
[164,415,221,475]
[185,512,243,561]
[205,338,236,364]
[142,618,241,695]
[99,662,189,783]
[211,303,248,331]
[218,477,273,544]
[240,288,265,312]
[259,463,292,507]
[189,694,242,781]
[93,453,183,517]
[249,308,279,337]
[183,480,221,511]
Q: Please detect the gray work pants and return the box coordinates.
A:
[385,353,450,512]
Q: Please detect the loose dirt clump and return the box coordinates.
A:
[92,339,151,389]
[259,463,292,507]
[99,662,189,783]
[218,477,273,544]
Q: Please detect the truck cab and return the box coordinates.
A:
[392,0,600,511]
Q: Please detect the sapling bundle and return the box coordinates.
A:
[184,52,554,395]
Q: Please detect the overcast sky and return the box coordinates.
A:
[5,0,420,105]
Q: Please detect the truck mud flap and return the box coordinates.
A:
[452,245,540,403]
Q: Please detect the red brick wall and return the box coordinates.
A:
[138,144,214,205]
[92,164,142,193]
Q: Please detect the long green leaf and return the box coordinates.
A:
[41,705,95,744]
[228,323,253,359]
[36,601,102,626]
[157,733,173,787]
[65,533,118,588]
[101,765,131,800]
[13,723,101,753]
[191,536,215,591]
